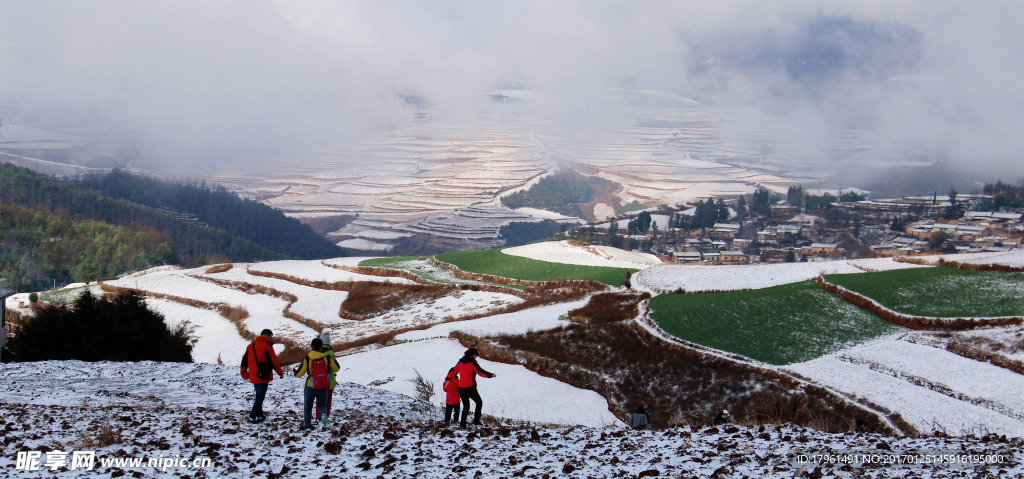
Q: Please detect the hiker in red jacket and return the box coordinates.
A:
[454,348,496,428]
[239,329,284,424]
[442,367,461,423]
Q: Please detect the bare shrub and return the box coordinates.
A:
[74,404,122,449]
[204,263,233,274]
[407,368,437,424]
[567,291,650,324]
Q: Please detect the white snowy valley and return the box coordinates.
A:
[3,245,1024,478]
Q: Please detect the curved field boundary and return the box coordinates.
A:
[632,305,913,436]
[321,261,434,285]
[946,340,1024,377]
[319,259,528,296]
[247,268,357,291]
[896,255,1024,273]
[838,354,1024,422]
[190,275,326,334]
[815,276,1022,331]
[431,258,609,293]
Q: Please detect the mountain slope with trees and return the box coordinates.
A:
[0,164,320,289]
[75,169,344,259]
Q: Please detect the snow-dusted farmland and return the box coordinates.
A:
[105,267,319,345]
[787,338,1024,437]
[909,250,1024,268]
[634,261,863,293]
[248,259,415,284]
[502,240,663,269]
[846,257,934,272]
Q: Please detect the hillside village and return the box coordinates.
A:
[580,188,1024,266]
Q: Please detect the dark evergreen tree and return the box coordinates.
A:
[11,290,194,362]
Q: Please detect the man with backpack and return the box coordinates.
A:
[315,332,338,425]
[240,329,284,424]
[294,337,340,433]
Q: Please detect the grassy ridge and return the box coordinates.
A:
[824,267,1024,318]
[649,281,903,365]
[435,248,636,286]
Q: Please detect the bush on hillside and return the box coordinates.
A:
[10,290,194,362]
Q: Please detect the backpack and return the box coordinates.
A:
[310,357,330,389]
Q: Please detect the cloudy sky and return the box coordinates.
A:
[1,1,1022,178]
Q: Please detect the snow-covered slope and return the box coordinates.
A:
[1,361,1019,478]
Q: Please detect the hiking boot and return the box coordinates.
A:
[254,416,266,424]
[304,428,312,434]
[321,417,330,428]
[247,418,258,424]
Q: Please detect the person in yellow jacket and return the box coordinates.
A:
[294,337,340,432]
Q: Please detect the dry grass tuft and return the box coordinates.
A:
[204,263,233,274]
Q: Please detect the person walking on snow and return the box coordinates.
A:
[240,329,284,424]
[442,367,461,423]
[454,348,496,428]
[315,331,338,424]
[295,337,340,433]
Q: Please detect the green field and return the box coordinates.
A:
[824,266,1024,318]
[434,248,636,286]
[649,281,904,365]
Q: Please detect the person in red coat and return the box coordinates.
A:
[442,367,461,423]
[240,329,284,424]
[454,348,496,428]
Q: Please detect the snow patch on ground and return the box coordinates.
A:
[635,261,862,292]
[502,240,662,269]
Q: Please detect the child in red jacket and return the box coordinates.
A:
[442,367,461,423]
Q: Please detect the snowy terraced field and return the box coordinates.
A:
[333,339,619,427]
[635,261,863,293]
[394,298,588,342]
[329,289,522,344]
[206,266,351,326]
[846,258,934,272]
[502,240,663,269]
[248,259,414,284]
[787,339,1024,437]
[105,268,319,344]
[913,250,1024,268]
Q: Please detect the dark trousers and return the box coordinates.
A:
[250,383,268,420]
[444,403,461,423]
[459,386,483,427]
[303,386,329,429]
[316,388,334,421]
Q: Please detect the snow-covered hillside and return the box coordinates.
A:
[1,361,1019,478]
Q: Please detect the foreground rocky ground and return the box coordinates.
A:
[1,399,1020,479]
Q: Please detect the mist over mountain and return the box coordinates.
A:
[1,1,1022,185]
